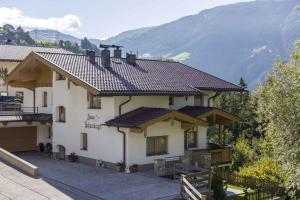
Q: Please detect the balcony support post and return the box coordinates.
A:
[33,88,36,114]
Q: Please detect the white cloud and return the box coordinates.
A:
[0,7,81,34]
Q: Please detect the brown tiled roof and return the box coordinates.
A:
[178,106,215,117]
[33,52,241,95]
[105,107,172,128]
[0,44,71,61]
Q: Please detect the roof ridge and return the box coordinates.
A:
[34,51,180,63]
[36,51,78,56]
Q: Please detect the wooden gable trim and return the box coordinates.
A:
[198,109,240,123]
[5,52,100,95]
[139,111,208,129]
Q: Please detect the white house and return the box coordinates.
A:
[2,44,241,170]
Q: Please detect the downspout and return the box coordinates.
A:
[207,91,221,107]
[117,96,132,167]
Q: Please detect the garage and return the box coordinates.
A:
[0,127,37,152]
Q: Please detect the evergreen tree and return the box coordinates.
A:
[81,37,100,54]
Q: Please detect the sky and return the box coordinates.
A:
[0,0,253,39]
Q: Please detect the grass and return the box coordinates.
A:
[225,184,259,200]
[227,184,244,191]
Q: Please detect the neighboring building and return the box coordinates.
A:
[0,44,70,152]
[2,45,241,170]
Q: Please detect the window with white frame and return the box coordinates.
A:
[80,133,88,150]
[146,136,168,156]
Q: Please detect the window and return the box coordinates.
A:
[43,92,48,107]
[56,72,66,80]
[194,95,204,106]
[80,133,88,150]
[169,96,174,106]
[57,106,66,122]
[16,91,24,103]
[88,93,101,109]
[184,130,197,149]
[146,136,168,156]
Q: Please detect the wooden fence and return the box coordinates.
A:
[217,171,286,200]
[180,171,212,200]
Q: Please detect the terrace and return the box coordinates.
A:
[0,97,51,123]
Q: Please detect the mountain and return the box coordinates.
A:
[30,29,82,43]
[30,29,102,48]
[103,0,300,89]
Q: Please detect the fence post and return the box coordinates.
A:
[180,175,184,199]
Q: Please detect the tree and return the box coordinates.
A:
[81,37,100,55]
[253,41,300,195]
[232,136,257,170]
[209,78,259,144]
[57,40,81,53]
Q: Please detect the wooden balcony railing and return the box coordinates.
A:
[190,146,232,168]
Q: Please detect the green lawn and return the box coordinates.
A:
[225,185,258,200]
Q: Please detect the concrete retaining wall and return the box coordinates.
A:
[0,148,38,176]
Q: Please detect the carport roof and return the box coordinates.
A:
[105,107,208,128]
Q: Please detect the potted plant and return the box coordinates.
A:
[45,143,52,157]
[39,143,45,152]
[116,162,125,172]
[67,152,78,162]
[129,164,138,173]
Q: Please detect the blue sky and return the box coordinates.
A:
[0,0,253,39]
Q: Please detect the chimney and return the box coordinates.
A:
[86,50,95,64]
[126,52,136,66]
[112,45,123,58]
[100,44,111,68]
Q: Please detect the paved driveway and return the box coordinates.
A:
[0,159,95,200]
[13,153,180,200]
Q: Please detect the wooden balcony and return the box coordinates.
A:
[189,144,232,168]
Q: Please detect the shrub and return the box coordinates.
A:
[237,157,282,183]
[232,136,257,170]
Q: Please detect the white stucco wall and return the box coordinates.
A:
[35,87,52,114]
[173,96,194,109]
[51,71,212,166]
[114,96,169,116]
[52,73,123,163]
[197,126,208,149]
[127,120,185,165]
